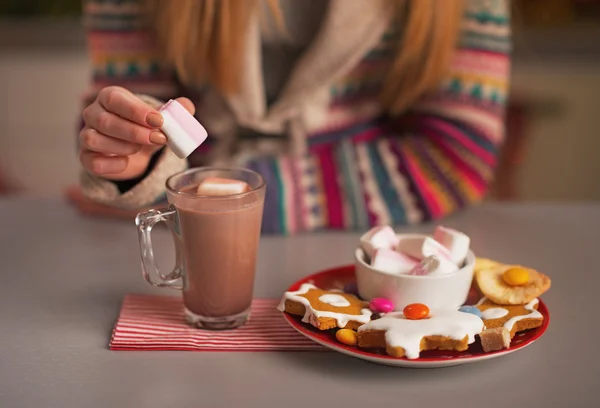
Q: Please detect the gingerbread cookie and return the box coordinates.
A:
[476,297,544,340]
[475,257,502,273]
[277,283,372,330]
[357,310,484,359]
[475,261,551,305]
[479,327,511,352]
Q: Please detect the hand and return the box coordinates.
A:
[79,87,195,181]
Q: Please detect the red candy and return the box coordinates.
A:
[403,303,430,320]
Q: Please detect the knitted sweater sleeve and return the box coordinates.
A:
[245,1,511,234]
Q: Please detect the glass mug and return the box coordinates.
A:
[135,167,266,330]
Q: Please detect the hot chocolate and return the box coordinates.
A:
[136,168,266,330]
[177,184,264,319]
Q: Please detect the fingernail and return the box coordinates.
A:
[149,131,167,145]
[146,112,163,128]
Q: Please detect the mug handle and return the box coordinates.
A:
[135,206,184,289]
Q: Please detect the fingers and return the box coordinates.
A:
[82,103,167,145]
[97,86,163,128]
[79,150,129,175]
[79,128,142,155]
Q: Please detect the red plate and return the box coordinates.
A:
[282,265,550,368]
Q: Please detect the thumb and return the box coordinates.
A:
[175,97,196,115]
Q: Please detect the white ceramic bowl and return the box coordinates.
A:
[355,234,475,311]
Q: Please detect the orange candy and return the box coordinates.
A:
[336,329,358,346]
[403,303,430,320]
[502,267,529,286]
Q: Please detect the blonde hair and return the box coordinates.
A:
[149,0,464,115]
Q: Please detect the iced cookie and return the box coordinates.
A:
[357,310,484,359]
[479,327,511,352]
[277,283,372,330]
[475,261,551,305]
[474,257,502,273]
[476,297,544,340]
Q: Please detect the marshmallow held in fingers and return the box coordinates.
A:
[396,236,452,262]
[360,225,400,259]
[408,255,459,276]
[159,99,207,158]
[371,248,419,275]
[196,177,251,196]
[433,226,471,265]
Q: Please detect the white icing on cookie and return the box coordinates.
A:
[358,310,484,359]
[504,298,542,332]
[318,294,351,307]
[481,307,509,320]
[277,283,372,328]
[475,297,488,306]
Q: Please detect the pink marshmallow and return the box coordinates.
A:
[159,99,208,158]
[371,248,418,275]
[196,177,251,196]
[395,236,452,261]
[359,225,400,259]
[433,226,470,265]
[408,255,458,276]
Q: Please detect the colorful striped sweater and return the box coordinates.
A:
[80,0,511,235]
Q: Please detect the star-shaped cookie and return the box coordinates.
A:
[277,283,372,330]
[476,297,544,338]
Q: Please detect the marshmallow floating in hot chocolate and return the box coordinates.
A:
[196,177,251,196]
[371,248,418,275]
[359,225,400,259]
[433,226,470,266]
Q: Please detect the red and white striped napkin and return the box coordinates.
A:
[110,294,326,351]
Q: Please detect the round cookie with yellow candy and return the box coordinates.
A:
[475,261,551,305]
[475,257,503,273]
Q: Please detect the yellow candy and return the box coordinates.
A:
[503,267,529,286]
[336,329,358,346]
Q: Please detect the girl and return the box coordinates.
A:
[75,0,511,233]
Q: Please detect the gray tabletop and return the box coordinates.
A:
[0,197,598,407]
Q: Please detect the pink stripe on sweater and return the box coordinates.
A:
[419,117,496,166]
[428,133,488,193]
[397,142,443,218]
[450,49,510,77]
[88,32,156,50]
[317,146,344,229]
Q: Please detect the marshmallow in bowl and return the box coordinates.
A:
[433,226,470,266]
[359,225,400,259]
[408,255,459,277]
[371,248,419,275]
[196,177,251,196]
[395,236,452,262]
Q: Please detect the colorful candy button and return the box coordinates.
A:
[503,267,529,286]
[458,305,482,318]
[403,303,430,320]
[336,329,358,346]
[369,298,394,314]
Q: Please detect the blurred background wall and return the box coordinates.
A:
[0,0,599,200]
